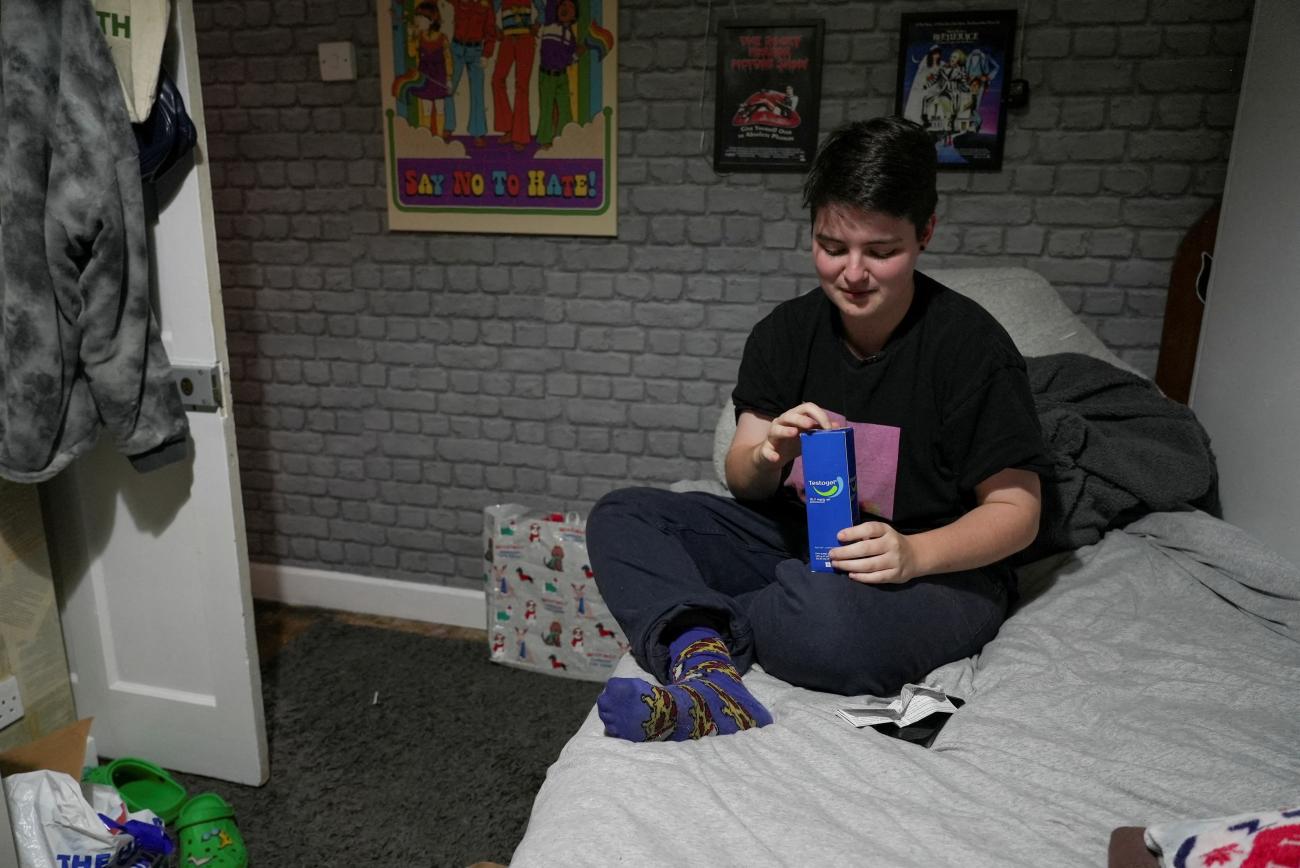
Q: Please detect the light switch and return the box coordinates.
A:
[318,41,357,82]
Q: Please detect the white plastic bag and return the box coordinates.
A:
[3,770,127,868]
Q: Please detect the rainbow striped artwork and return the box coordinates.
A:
[378,0,618,236]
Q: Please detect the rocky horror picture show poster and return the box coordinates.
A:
[713,20,824,173]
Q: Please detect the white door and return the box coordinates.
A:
[1189,0,1300,570]
[42,0,268,784]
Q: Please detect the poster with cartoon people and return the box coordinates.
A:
[895,10,1015,171]
[378,0,618,235]
[713,20,824,172]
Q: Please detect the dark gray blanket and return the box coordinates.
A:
[1022,352,1219,561]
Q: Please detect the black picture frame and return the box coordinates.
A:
[713,19,825,172]
[895,10,1016,171]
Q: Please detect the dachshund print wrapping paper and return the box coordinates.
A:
[484,504,626,681]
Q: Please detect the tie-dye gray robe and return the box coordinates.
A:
[0,0,188,482]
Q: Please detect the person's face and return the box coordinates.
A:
[558,0,576,23]
[812,203,935,328]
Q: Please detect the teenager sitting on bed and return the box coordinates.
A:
[587,116,1050,742]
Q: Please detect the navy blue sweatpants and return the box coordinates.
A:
[588,487,1010,697]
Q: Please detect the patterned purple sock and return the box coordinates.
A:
[597,627,773,741]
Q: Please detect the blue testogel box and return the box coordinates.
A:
[800,428,861,573]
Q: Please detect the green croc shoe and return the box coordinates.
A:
[81,763,113,787]
[175,792,248,867]
[87,757,188,825]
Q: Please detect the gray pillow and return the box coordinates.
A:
[927,267,1135,372]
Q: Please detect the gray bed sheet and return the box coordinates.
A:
[511,509,1300,867]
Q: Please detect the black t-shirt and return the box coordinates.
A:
[732,271,1050,536]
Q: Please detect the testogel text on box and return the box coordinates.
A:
[800,428,862,573]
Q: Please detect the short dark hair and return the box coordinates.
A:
[802,116,938,237]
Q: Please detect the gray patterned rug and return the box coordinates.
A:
[170,616,603,866]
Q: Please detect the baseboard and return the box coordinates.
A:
[249,562,486,630]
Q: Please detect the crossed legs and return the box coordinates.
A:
[588,487,1009,739]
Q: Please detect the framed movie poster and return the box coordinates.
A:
[895,10,1015,171]
[713,20,824,172]
[378,0,618,236]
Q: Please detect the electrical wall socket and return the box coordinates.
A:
[0,675,23,730]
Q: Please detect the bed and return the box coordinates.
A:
[508,268,1300,867]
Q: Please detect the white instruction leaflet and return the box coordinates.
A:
[836,683,958,728]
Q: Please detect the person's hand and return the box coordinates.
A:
[756,402,834,468]
[829,521,917,584]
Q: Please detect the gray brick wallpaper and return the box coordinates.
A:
[193,0,1253,589]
